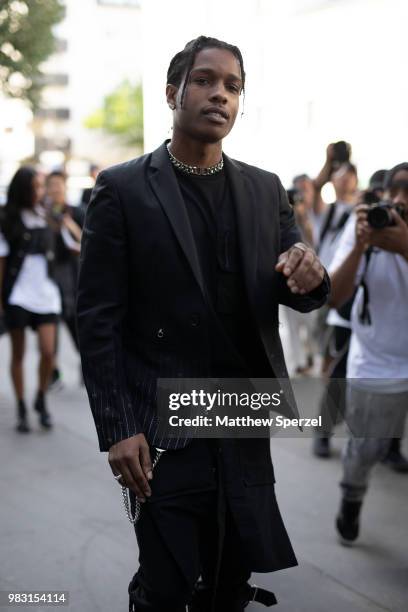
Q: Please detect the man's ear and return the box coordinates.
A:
[166,84,178,110]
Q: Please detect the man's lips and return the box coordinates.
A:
[202,107,229,124]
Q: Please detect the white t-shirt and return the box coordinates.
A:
[329,215,408,392]
[316,202,354,330]
[0,206,61,315]
[318,201,354,269]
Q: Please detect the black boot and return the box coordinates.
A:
[382,438,408,473]
[336,498,362,545]
[188,580,277,611]
[313,436,331,458]
[16,399,30,433]
[34,391,53,429]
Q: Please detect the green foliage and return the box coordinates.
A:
[0,0,65,107]
[85,80,144,148]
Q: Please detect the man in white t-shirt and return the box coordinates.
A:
[329,162,408,544]
[312,157,358,458]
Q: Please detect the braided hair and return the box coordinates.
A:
[166,35,245,108]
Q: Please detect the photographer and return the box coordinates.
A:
[313,170,386,458]
[313,142,356,264]
[312,144,358,457]
[329,162,408,544]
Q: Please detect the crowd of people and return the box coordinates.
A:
[285,142,408,544]
[0,141,407,553]
[0,164,97,430]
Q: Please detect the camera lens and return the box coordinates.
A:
[367,205,391,229]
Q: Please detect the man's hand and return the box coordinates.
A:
[275,243,325,295]
[370,209,408,258]
[109,433,153,502]
[355,205,408,259]
[355,204,372,253]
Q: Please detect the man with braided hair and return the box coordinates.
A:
[77,36,329,611]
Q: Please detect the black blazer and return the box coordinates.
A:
[77,141,329,452]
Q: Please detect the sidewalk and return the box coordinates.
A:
[0,326,407,611]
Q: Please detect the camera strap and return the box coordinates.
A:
[318,204,351,253]
[317,203,336,251]
[358,248,373,325]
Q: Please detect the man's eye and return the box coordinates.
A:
[228,84,240,93]
[194,77,208,85]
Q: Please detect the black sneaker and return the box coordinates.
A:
[34,392,53,429]
[336,498,362,545]
[16,399,30,433]
[313,436,331,458]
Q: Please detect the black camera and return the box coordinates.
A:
[332,141,351,167]
[366,200,406,229]
[287,188,303,207]
[362,190,381,206]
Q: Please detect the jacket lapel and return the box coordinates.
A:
[149,143,259,306]
[149,142,206,298]
[224,154,259,305]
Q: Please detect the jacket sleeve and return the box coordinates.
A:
[76,170,141,451]
[275,176,330,313]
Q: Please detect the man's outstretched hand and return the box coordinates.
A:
[109,433,153,502]
[275,242,325,295]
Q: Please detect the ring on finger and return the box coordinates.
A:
[293,242,308,253]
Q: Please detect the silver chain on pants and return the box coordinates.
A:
[122,448,166,524]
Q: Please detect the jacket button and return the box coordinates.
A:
[190,313,200,327]
[23,232,31,241]
[157,328,164,338]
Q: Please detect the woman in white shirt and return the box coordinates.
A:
[0,166,62,432]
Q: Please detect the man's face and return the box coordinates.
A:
[331,165,358,198]
[387,169,408,222]
[46,176,66,206]
[167,47,242,144]
[294,178,314,208]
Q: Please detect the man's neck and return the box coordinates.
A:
[335,193,355,205]
[169,133,222,168]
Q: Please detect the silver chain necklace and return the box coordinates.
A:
[167,143,224,175]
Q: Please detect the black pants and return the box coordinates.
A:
[318,325,351,435]
[129,441,250,612]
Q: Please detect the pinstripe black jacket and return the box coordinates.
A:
[77,141,329,452]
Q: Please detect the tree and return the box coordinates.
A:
[85,80,144,149]
[0,0,64,107]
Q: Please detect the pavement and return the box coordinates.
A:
[0,321,407,612]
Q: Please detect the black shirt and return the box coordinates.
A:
[174,166,272,378]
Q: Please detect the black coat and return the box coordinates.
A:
[77,141,329,452]
[76,141,330,574]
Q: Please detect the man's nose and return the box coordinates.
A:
[209,84,228,103]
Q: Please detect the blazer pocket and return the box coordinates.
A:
[243,468,276,487]
[239,439,276,486]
